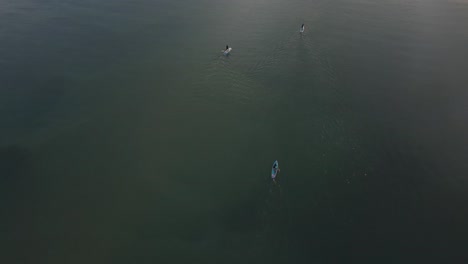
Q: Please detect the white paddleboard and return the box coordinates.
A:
[222,47,232,55]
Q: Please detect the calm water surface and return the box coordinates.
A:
[1,0,468,263]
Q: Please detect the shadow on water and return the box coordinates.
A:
[1,73,67,145]
[0,145,33,193]
[243,176,290,262]
[0,144,38,263]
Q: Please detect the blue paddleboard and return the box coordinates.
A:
[271,160,279,179]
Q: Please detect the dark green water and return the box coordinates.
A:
[2,0,468,263]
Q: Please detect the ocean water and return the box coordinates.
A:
[1,0,468,263]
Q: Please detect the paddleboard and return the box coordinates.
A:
[271,160,279,179]
[222,47,232,55]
